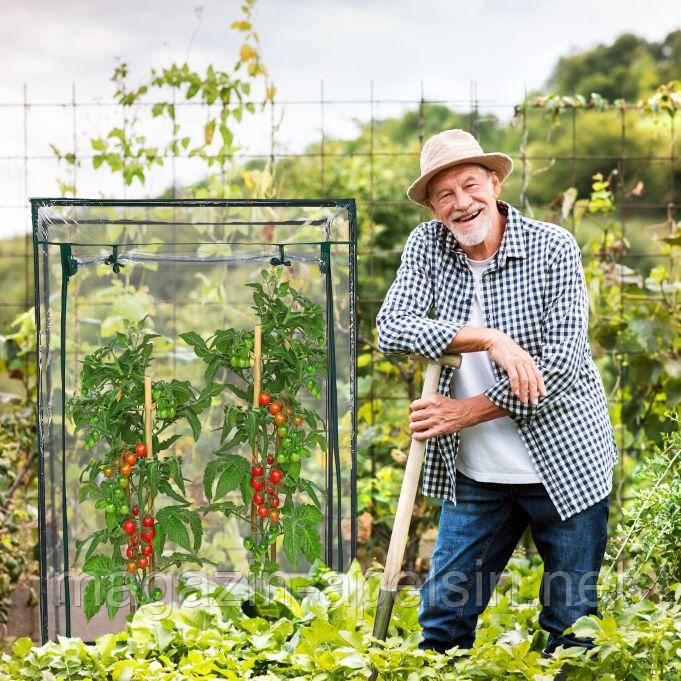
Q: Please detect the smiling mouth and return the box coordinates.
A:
[453,208,482,224]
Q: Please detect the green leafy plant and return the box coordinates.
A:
[67,318,216,619]
[185,267,328,582]
[2,555,680,680]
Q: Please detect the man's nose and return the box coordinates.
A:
[450,187,473,212]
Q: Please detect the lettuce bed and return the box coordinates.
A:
[2,558,680,680]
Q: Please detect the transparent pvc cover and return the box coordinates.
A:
[31,199,357,642]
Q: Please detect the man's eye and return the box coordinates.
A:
[465,183,476,188]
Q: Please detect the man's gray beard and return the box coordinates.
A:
[447,209,493,247]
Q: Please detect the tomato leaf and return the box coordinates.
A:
[282,504,324,568]
[83,554,113,577]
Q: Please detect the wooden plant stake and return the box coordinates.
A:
[144,374,155,592]
[251,325,262,542]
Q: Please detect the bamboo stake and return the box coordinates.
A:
[144,374,155,592]
[251,326,262,542]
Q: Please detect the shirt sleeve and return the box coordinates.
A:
[376,224,465,361]
[483,235,588,427]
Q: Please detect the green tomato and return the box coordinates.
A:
[114,488,125,500]
[118,477,129,489]
[95,499,106,510]
[230,355,239,367]
[289,452,300,463]
[281,436,294,450]
[105,503,117,514]
[117,503,130,516]
[276,453,289,465]
[277,424,289,437]
[238,357,250,368]
[151,587,163,601]
[152,387,162,401]
[243,537,254,550]
[167,406,176,418]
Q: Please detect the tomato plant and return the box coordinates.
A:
[183,268,328,582]
[67,318,218,621]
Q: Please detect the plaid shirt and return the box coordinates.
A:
[376,200,618,520]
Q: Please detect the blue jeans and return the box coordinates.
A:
[418,470,609,656]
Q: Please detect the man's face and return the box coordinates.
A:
[425,164,501,247]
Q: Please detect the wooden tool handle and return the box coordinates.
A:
[380,361,443,591]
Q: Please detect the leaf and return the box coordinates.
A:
[215,456,249,499]
[83,554,113,577]
[188,511,203,552]
[163,511,192,552]
[106,576,125,620]
[158,480,190,505]
[83,577,106,621]
[282,504,324,568]
[204,459,223,501]
[185,406,201,440]
[166,457,186,495]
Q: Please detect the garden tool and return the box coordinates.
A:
[370,352,462,669]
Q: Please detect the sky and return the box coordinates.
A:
[0,0,679,237]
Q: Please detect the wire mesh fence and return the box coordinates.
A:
[1,81,679,507]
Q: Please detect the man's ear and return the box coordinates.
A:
[491,171,501,198]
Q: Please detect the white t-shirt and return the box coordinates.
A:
[451,251,543,484]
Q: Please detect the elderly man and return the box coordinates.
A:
[376,129,618,659]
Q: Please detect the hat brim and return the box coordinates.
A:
[406,153,513,207]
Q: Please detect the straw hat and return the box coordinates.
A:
[407,129,513,207]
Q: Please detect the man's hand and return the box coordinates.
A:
[486,331,547,406]
[408,394,469,441]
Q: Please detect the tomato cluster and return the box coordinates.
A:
[152,384,177,420]
[230,335,253,369]
[250,463,282,523]
[123,514,156,574]
[96,442,148,516]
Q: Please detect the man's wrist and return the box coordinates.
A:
[446,326,503,354]
[458,393,511,428]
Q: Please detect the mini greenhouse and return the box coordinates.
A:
[31,198,357,642]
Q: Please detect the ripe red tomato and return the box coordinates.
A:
[266,456,274,465]
[269,496,280,508]
[268,401,283,415]
[251,464,264,477]
[135,443,147,457]
[251,477,264,491]
[119,463,132,477]
[126,560,137,574]
[258,392,271,407]
[131,536,140,546]
[274,412,287,426]
[253,492,265,506]
[141,544,154,557]
[265,483,274,494]
[126,546,137,559]
[123,519,136,535]
[269,469,283,483]
[131,507,139,516]
[137,557,149,569]
[123,452,137,467]
[141,529,155,542]
[257,505,268,518]
[142,516,155,528]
